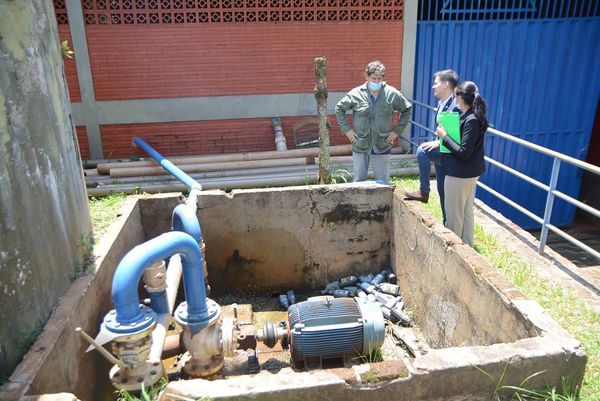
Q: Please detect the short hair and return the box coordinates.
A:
[434,69,459,89]
[365,61,386,77]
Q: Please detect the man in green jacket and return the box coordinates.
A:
[335,61,412,183]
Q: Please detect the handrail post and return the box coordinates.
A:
[539,158,561,254]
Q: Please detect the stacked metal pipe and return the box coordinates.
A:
[85,143,418,196]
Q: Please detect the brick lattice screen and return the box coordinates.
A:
[54,0,403,24]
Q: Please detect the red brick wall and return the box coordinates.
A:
[84,22,404,100]
[76,126,90,159]
[58,18,405,157]
[98,116,349,159]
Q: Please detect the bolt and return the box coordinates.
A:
[150,370,157,375]
[137,377,143,383]
[114,372,120,377]
[121,378,128,384]
[204,365,210,370]
[153,362,160,367]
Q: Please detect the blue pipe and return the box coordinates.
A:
[133,136,202,191]
[111,231,209,325]
[148,290,169,315]
[172,204,202,243]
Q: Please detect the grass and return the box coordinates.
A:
[115,379,167,401]
[89,192,127,241]
[115,378,211,401]
[391,175,600,400]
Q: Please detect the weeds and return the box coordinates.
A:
[354,343,383,364]
[471,362,512,399]
[115,380,165,401]
[499,373,581,401]
[71,233,95,280]
[362,369,380,385]
[17,323,43,353]
[472,362,582,400]
[115,379,211,401]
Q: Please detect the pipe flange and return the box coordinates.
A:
[103,307,157,335]
[175,298,220,331]
[109,360,164,391]
[180,352,224,378]
[221,317,238,357]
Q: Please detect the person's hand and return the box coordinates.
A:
[421,140,439,151]
[435,126,447,139]
[386,131,399,144]
[345,130,357,143]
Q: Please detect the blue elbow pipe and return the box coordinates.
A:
[112,231,209,325]
[172,204,202,243]
[133,136,202,191]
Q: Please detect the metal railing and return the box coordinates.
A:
[409,100,600,261]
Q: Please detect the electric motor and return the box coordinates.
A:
[287,296,384,368]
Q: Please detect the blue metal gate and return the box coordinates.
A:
[411,0,600,228]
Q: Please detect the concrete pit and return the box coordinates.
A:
[0,184,586,401]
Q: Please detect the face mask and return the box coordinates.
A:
[369,81,382,91]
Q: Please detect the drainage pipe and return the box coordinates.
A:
[88,166,420,196]
[110,156,317,178]
[111,231,208,325]
[88,164,320,185]
[87,155,416,186]
[96,144,354,174]
[133,137,202,190]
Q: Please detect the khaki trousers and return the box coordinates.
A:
[444,175,479,247]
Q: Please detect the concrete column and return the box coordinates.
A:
[0,0,92,378]
[400,0,418,152]
[65,0,103,159]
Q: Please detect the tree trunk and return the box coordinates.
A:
[314,57,331,184]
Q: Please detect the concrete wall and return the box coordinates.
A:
[1,186,586,400]
[391,188,539,347]
[0,198,145,401]
[0,0,91,379]
[139,185,394,294]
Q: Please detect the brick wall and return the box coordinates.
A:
[84,22,403,100]
[76,126,90,157]
[56,1,405,158]
[94,115,349,159]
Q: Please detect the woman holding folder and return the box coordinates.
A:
[434,81,488,247]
